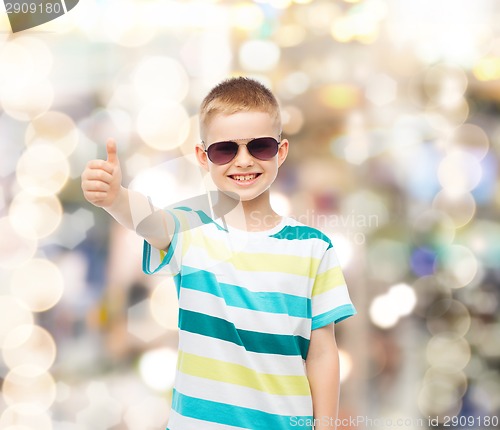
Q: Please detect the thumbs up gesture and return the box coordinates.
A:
[81,138,123,208]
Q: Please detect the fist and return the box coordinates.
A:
[81,138,122,208]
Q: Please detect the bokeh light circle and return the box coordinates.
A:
[438,150,482,195]
[104,1,155,47]
[137,101,190,151]
[418,367,465,418]
[451,123,490,160]
[0,404,52,430]
[424,368,468,398]
[426,299,471,337]
[11,37,52,77]
[138,348,178,391]
[133,56,189,103]
[0,217,37,269]
[367,240,409,283]
[2,366,57,411]
[0,41,33,90]
[426,334,471,370]
[25,111,79,157]
[411,210,456,247]
[438,245,479,288]
[8,192,63,239]
[3,325,57,373]
[16,144,70,196]
[0,296,34,348]
[231,3,264,31]
[239,40,281,72]
[150,280,179,331]
[10,258,64,312]
[178,115,201,161]
[432,190,476,228]
[1,80,54,122]
[424,98,469,130]
[423,63,468,107]
[282,106,304,135]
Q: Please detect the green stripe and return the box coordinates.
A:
[179,309,310,359]
[270,225,333,250]
[180,266,311,318]
[171,389,313,430]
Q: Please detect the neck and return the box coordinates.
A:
[213,191,281,232]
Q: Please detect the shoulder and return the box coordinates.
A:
[171,206,227,232]
[270,217,333,251]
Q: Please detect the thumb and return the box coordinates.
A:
[106,138,119,165]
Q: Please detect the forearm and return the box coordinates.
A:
[105,187,173,250]
[306,324,341,430]
[307,351,340,429]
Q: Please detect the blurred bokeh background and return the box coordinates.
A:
[1,0,499,429]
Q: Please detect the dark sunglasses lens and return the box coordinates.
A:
[247,138,279,160]
[207,141,238,164]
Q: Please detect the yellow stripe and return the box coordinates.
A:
[177,351,310,396]
[231,252,320,277]
[181,225,192,257]
[189,234,321,278]
[312,266,345,296]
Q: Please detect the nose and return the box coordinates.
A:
[233,144,254,167]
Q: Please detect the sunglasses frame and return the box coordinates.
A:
[202,135,283,165]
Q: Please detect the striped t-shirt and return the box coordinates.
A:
[143,207,356,430]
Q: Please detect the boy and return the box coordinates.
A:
[81,77,356,429]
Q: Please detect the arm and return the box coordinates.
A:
[81,138,173,250]
[305,323,340,430]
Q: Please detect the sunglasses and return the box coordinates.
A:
[203,137,281,165]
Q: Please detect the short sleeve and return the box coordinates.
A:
[142,209,183,276]
[311,245,356,330]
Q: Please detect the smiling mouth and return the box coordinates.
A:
[228,173,261,182]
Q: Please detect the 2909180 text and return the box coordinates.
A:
[5,2,63,14]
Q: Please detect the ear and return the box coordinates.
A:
[277,139,289,168]
[195,144,210,172]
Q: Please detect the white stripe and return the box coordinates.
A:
[60,0,68,13]
[180,288,311,338]
[168,409,247,430]
[182,248,314,295]
[174,373,313,417]
[178,331,306,376]
[213,264,314,295]
[312,285,352,317]
[197,226,327,258]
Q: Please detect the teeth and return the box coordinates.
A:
[233,174,257,181]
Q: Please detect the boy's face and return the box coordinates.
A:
[196,111,288,203]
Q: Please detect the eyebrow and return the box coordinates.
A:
[202,134,282,145]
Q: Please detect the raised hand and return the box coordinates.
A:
[81,138,123,208]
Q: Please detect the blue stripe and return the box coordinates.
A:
[180,266,310,318]
[142,209,179,275]
[312,304,357,330]
[171,389,313,430]
[270,226,333,250]
[179,309,310,359]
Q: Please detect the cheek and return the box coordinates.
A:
[266,160,279,175]
[208,166,227,182]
